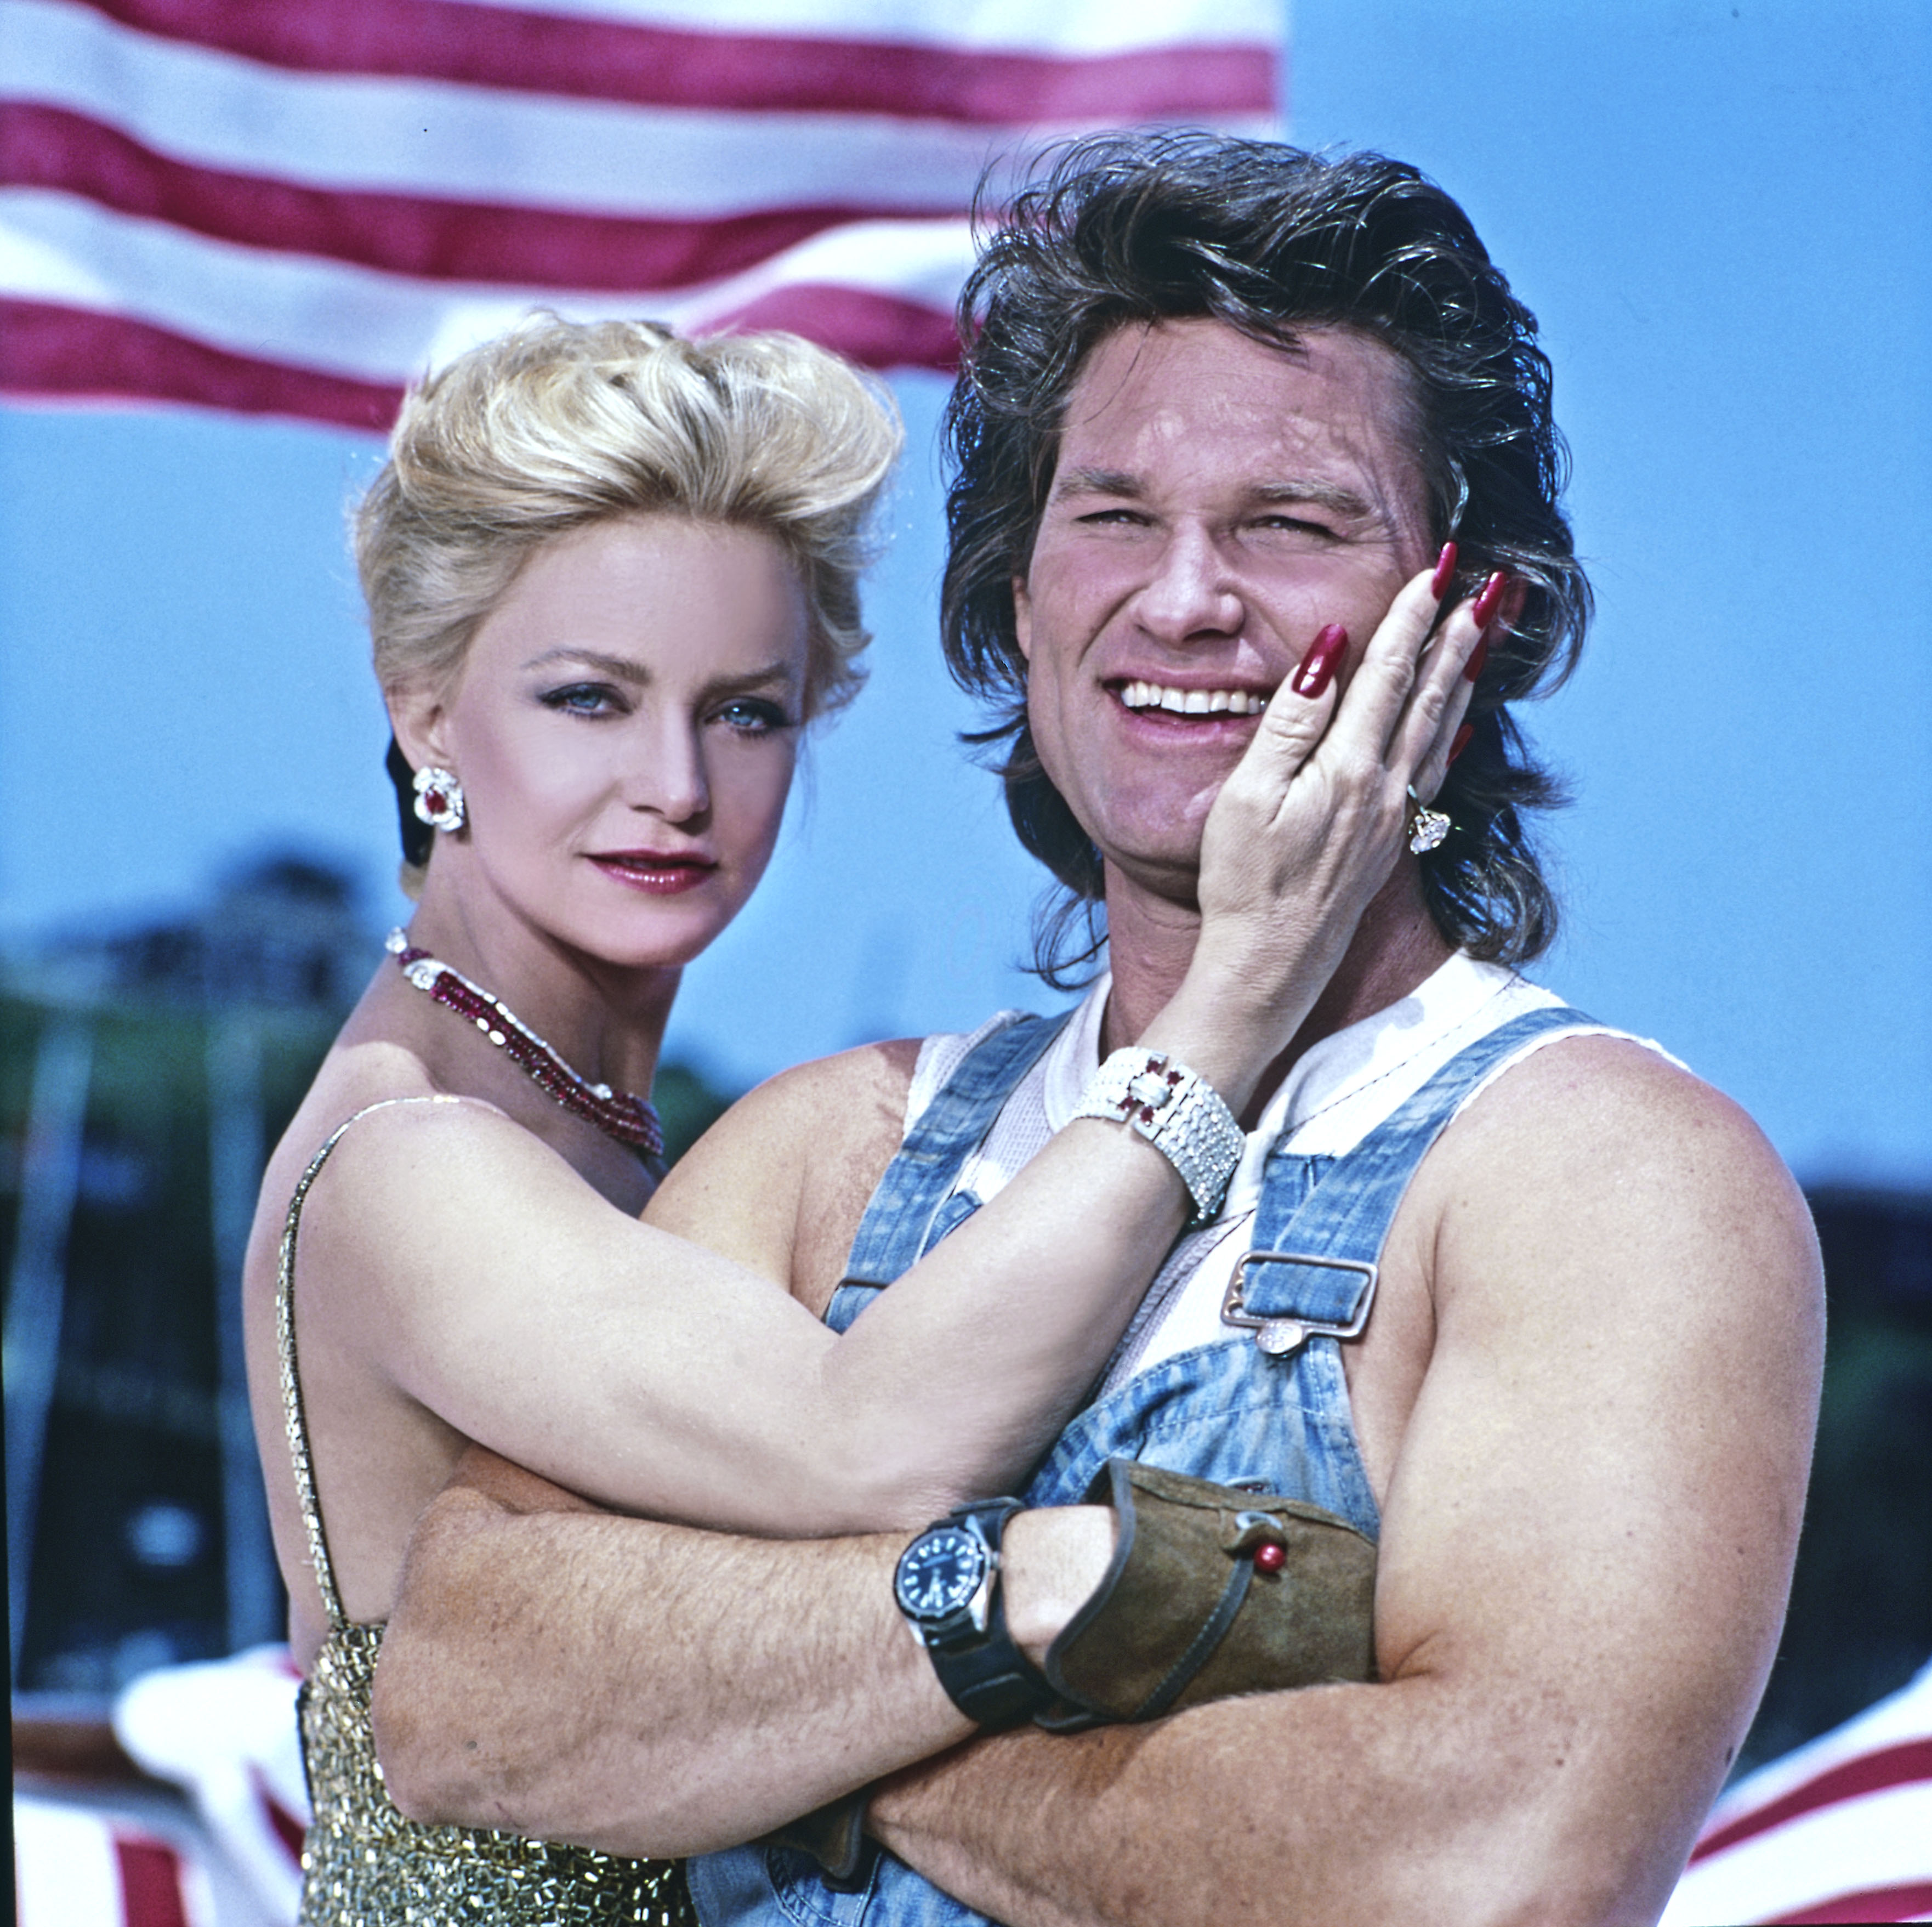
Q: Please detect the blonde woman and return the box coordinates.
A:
[242,315,1479,1924]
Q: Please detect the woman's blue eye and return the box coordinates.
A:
[541,683,621,715]
[717,699,792,735]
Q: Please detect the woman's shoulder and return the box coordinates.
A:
[249,1041,519,1258]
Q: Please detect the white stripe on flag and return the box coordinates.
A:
[13,1798,127,1927]
[2,0,1258,218]
[0,187,975,380]
[1660,1779,1932,1926]
[433,0,1285,56]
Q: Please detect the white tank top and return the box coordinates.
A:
[906,954,1670,1393]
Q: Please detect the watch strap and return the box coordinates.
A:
[913,1500,1055,1730]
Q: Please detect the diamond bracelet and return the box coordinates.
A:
[1069,1048,1245,1225]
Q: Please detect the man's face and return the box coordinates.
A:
[1015,317,1435,902]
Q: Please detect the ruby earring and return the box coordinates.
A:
[411,765,465,832]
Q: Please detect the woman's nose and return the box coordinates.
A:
[626,719,709,825]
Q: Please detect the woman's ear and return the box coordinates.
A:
[1012,575,1033,664]
[387,682,450,775]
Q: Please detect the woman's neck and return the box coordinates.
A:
[402,870,680,1104]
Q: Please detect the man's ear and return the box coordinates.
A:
[1012,575,1033,663]
[387,682,452,774]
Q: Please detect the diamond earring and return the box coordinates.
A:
[411,766,465,832]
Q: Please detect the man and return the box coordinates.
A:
[372,133,1822,1925]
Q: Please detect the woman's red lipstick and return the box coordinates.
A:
[589,852,717,896]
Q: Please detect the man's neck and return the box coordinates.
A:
[1099,862,1456,1125]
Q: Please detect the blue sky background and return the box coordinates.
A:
[2,0,1927,1184]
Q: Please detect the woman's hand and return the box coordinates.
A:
[1157,562,1495,1107]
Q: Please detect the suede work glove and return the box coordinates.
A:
[1037,1457,1377,1728]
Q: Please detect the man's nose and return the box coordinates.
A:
[1131,527,1244,642]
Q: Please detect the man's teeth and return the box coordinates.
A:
[1118,681,1270,716]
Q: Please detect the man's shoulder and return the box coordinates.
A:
[709,1004,1053,1157]
[647,1037,928,1311]
[1420,1030,1821,1325]
[656,1036,924,1204]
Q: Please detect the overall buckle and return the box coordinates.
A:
[1221,1251,1379,1357]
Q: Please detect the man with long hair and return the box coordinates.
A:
[370,134,1821,1927]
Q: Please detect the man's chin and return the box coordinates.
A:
[1096,846,1209,915]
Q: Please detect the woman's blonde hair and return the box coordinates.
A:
[359,314,902,720]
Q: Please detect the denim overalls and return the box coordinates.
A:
[689,1003,1595,1927]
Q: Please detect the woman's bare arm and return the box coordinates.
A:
[302,566,1479,1541]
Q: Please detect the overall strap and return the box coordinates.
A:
[1229,1006,1598,1352]
[838,1011,1074,1293]
[276,1094,461,1629]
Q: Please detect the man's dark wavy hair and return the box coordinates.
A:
[941,131,1589,985]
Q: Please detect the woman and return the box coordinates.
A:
[242,315,1480,1924]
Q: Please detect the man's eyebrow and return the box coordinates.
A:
[1050,465,1145,502]
[1250,479,1378,519]
[1049,468,1383,523]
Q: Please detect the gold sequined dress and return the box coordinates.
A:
[277,1100,698,1925]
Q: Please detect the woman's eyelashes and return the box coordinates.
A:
[714,696,794,736]
[535,683,793,734]
[539,680,627,716]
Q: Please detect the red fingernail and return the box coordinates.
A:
[1291,622,1348,699]
[1471,570,1508,628]
[1429,541,1458,600]
[1450,722,1474,763]
[1464,634,1489,683]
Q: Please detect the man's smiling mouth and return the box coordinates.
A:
[1117,680,1272,717]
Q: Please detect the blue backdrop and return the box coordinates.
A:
[2,0,1926,1184]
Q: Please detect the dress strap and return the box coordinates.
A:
[276,1095,462,1629]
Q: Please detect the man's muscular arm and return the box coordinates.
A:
[373,1446,1109,1855]
[868,1042,1825,1927]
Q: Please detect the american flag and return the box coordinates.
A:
[1662,1655,1932,1926]
[0,0,1282,432]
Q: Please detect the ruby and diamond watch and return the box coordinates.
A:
[893,1498,1055,1729]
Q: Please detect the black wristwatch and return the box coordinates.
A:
[893,1499,1055,1729]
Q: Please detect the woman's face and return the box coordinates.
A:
[415,514,811,970]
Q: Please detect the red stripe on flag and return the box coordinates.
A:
[113,1835,190,1927]
[0,300,404,431]
[1691,1739,1932,1862]
[0,290,951,433]
[709,282,958,371]
[251,1766,308,1863]
[71,0,1275,123]
[1763,1881,1932,1924]
[2,104,906,290]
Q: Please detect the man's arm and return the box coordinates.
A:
[867,1042,1824,1927]
[373,1445,1110,1855]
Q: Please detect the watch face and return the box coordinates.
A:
[895,1525,988,1622]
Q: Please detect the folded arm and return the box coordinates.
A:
[373,1444,1110,1854]
[867,1045,1824,1927]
